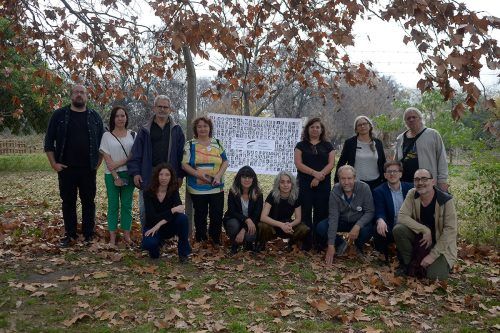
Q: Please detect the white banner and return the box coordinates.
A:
[209,113,303,175]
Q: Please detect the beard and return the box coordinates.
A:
[72,99,85,108]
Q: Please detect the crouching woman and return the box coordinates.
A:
[257,171,309,251]
[142,163,191,262]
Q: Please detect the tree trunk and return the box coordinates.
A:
[243,85,250,116]
[183,45,197,237]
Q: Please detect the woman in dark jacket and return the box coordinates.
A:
[142,163,191,262]
[223,166,263,254]
[335,115,386,189]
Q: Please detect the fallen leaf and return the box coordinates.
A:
[62,313,91,327]
[309,298,329,312]
[93,271,109,279]
[30,291,47,297]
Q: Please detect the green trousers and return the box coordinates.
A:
[393,224,450,280]
[104,172,134,231]
[258,222,310,244]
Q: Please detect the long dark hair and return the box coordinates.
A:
[109,105,129,131]
[230,165,262,201]
[302,117,326,142]
[147,163,178,198]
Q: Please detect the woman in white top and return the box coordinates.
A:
[99,106,136,245]
[335,115,386,190]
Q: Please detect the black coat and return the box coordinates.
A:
[223,191,263,231]
[334,135,386,183]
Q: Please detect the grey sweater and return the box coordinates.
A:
[394,127,448,183]
[327,181,374,245]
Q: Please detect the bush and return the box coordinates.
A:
[454,150,499,246]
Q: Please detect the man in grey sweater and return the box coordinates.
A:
[394,107,449,192]
[316,165,374,264]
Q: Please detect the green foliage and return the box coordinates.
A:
[454,150,499,246]
[0,18,65,134]
[0,153,51,172]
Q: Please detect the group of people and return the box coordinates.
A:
[44,84,457,280]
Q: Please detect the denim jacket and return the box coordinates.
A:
[44,105,104,170]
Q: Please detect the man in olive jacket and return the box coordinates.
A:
[393,168,457,280]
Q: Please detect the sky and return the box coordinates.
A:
[344,0,500,89]
[188,0,499,90]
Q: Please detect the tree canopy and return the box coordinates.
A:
[0,0,498,129]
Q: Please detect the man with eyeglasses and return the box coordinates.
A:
[127,95,185,228]
[394,107,449,192]
[372,161,413,263]
[393,168,457,280]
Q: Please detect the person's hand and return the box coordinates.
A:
[245,219,256,236]
[51,162,67,172]
[310,178,320,188]
[114,178,124,187]
[325,245,336,265]
[280,222,294,235]
[196,170,212,184]
[144,225,160,237]
[212,174,222,187]
[347,225,361,242]
[171,205,185,214]
[438,183,449,192]
[106,160,119,171]
[420,254,435,268]
[419,232,432,249]
[312,170,325,181]
[376,219,388,237]
[235,229,246,244]
[133,175,143,188]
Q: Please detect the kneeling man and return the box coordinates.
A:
[316,165,374,264]
[394,168,457,280]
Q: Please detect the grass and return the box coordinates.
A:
[0,155,498,332]
[0,153,51,172]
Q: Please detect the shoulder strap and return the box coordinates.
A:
[401,128,427,161]
[109,131,128,158]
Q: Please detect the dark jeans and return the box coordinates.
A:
[57,167,97,239]
[142,213,192,259]
[299,180,330,250]
[190,192,224,243]
[315,218,373,251]
[224,218,256,244]
[373,229,395,258]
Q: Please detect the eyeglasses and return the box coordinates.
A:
[155,105,171,110]
[356,122,370,128]
[413,177,432,183]
[405,116,419,121]
[385,170,401,174]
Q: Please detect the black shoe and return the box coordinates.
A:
[179,256,189,264]
[230,243,239,255]
[60,236,75,248]
[84,235,93,244]
[244,242,255,252]
[254,242,266,253]
[395,265,408,277]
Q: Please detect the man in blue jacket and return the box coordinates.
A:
[44,84,104,247]
[372,161,413,262]
[127,95,185,228]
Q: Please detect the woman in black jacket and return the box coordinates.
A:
[335,116,386,189]
[223,166,263,254]
[142,163,191,262]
